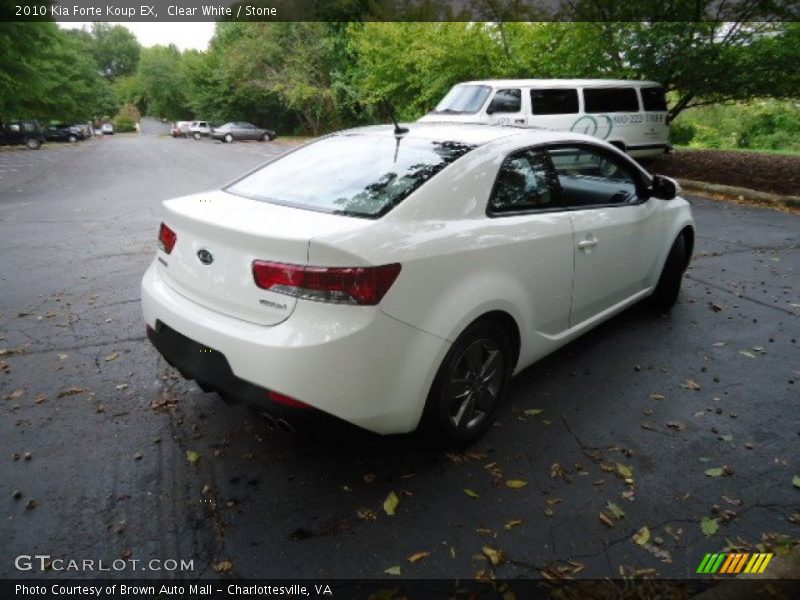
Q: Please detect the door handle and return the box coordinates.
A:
[578,238,597,250]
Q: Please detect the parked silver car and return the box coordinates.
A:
[211,122,276,143]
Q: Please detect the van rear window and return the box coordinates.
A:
[583,87,640,113]
[641,87,668,111]
[530,89,579,115]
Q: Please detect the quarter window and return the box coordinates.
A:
[530,88,579,115]
[641,87,668,111]
[583,87,640,113]
[489,150,558,213]
[547,146,639,207]
[487,89,522,114]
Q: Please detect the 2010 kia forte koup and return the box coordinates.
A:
[142,123,694,443]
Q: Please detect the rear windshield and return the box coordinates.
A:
[226,134,476,218]
[433,85,492,114]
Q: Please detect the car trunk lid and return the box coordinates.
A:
[158,190,371,326]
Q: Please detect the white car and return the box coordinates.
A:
[190,121,212,140]
[101,123,114,135]
[142,123,694,443]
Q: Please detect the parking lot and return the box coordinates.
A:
[0,126,798,580]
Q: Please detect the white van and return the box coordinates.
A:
[419,79,670,157]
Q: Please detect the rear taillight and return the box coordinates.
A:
[158,222,177,254]
[268,391,311,409]
[252,261,401,306]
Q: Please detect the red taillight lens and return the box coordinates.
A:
[268,391,311,410]
[158,222,177,254]
[252,261,401,306]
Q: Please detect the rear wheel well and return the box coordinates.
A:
[473,311,520,371]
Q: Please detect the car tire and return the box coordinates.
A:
[224,134,233,143]
[25,137,41,150]
[68,135,77,143]
[422,320,512,446]
[260,133,270,142]
[649,233,689,312]
[193,132,201,140]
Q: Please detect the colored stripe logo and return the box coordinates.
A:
[696,552,773,574]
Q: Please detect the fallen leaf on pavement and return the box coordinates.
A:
[606,501,626,519]
[793,475,800,489]
[212,560,233,573]
[463,488,479,498]
[104,352,119,362]
[383,491,399,516]
[33,394,46,404]
[503,519,523,530]
[705,467,724,477]
[407,551,430,563]
[384,566,401,576]
[57,387,84,398]
[682,379,701,390]
[524,408,543,416]
[5,389,24,400]
[633,526,650,546]
[482,546,505,566]
[650,393,666,400]
[701,517,719,537]
[505,479,527,489]
[739,350,757,359]
[186,450,200,464]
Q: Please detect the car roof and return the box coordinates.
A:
[336,122,598,147]
[458,78,662,88]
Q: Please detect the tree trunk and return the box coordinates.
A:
[668,92,695,123]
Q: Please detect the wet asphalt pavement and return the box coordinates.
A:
[0,123,798,581]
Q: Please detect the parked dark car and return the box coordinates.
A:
[44,123,84,143]
[0,120,45,149]
[211,122,276,143]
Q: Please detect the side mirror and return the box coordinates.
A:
[485,104,496,115]
[651,174,678,200]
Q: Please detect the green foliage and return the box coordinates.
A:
[671,100,800,153]
[112,102,141,132]
[91,23,140,80]
[137,45,192,121]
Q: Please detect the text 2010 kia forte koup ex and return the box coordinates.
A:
[142,123,694,443]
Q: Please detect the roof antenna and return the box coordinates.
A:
[382,100,409,136]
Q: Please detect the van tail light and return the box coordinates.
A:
[252,261,401,306]
[158,222,177,254]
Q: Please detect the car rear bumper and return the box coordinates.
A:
[141,261,449,434]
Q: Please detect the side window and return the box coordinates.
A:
[530,89,579,115]
[547,146,639,207]
[641,87,667,111]
[486,89,521,114]
[583,87,640,113]
[489,150,558,213]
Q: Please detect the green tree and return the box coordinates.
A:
[91,23,141,80]
[137,45,191,120]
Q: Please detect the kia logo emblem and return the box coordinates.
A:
[197,249,214,265]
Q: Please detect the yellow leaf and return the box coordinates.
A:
[463,488,479,498]
[186,450,200,464]
[633,526,650,546]
[407,551,430,563]
[104,352,119,362]
[383,491,399,516]
[482,545,505,566]
[616,464,634,480]
[384,566,401,576]
[505,479,528,489]
[503,519,523,530]
[212,560,233,573]
[523,408,543,416]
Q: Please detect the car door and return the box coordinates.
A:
[545,144,663,326]
[486,148,575,345]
